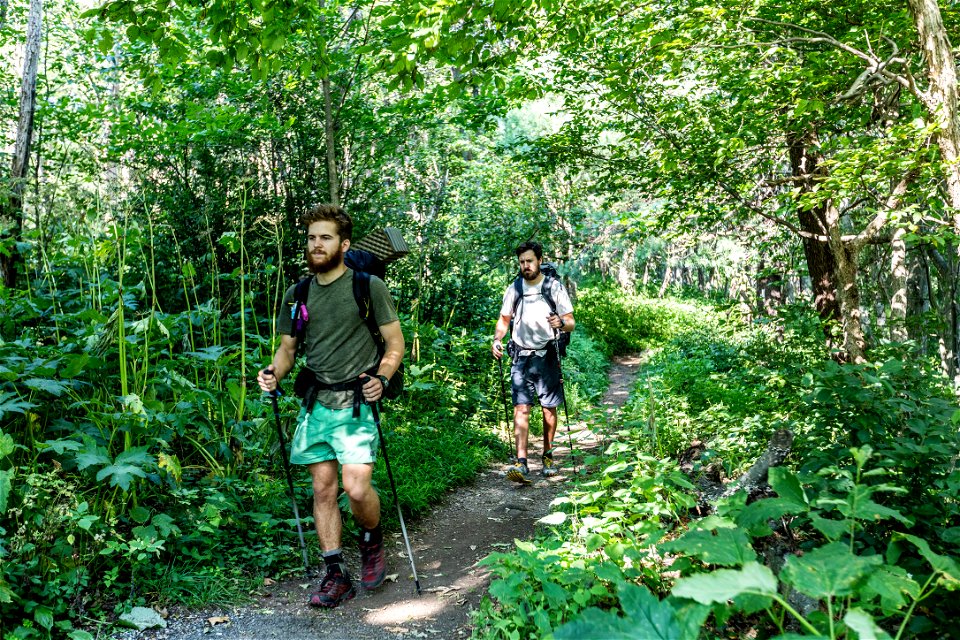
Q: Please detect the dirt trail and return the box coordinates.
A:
[118,355,644,640]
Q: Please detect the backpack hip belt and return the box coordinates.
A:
[295,366,379,418]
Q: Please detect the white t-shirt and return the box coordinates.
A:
[499,277,573,350]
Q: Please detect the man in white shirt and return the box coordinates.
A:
[492,241,575,483]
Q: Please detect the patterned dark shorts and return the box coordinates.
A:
[511,352,564,408]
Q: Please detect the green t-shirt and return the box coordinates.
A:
[279,268,399,409]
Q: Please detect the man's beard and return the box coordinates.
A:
[306,245,344,274]
[522,265,541,282]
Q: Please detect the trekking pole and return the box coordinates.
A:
[264,371,311,576]
[363,386,422,596]
[496,355,513,439]
[553,328,579,474]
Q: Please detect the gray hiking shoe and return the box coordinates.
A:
[506,462,531,484]
[541,454,558,477]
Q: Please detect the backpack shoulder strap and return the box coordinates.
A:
[511,277,524,317]
[353,269,385,357]
[293,276,312,346]
[540,275,559,316]
[294,276,311,305]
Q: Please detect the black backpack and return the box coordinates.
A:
[290,248,403,400]
[510,262,572,357]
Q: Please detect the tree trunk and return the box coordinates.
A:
[907,0,960,382]
[322,76,339,206]
[0,0,42,289]
[788,132,842,349]
[658,257,672,298]
[889,227,909,341]
[826,201,866,363]
[907,249,931,351]
[927,246,960,383]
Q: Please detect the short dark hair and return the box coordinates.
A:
[300,204,353,241]
[515,241,543,260]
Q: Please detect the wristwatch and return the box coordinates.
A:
[376,374,390,390]
[559,318,566,330]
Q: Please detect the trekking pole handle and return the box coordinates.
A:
[359,374,386,401]
[263,368,283,397]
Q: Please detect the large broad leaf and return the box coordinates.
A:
[94,447,155,491]
[843,486,913,526]
[843,608,894,640]
[768,467,808,508]
[895,534,960,589]
[809,514,849,541]
[862,565,920,611]
[661,526,756,567]
[186,346,230,362]
[554,583,682,640]
[75,446,111,471]
[735,497,808,536]
[781,543,882,599]
[0,391,37,420]
[23,377,71,397]
[672,562,777,605]
[41,438,83,455]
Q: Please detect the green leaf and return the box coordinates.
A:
[96,463,148,491]
[34,605,54,630]
[130,506,151,524]
[95,447,154,491]
[894,534,960,588]
[219,231,240,253]
[809,514,849,541]
[660,526,756,566]
[0,390,37,420]
[542,580,568,606]
[0,469,11,514]
[768,467,807,508]
[554,583,681,640]
[781,543,882,599]
[735,497,807,536]
[0,432,14,457]
[0,580,15,603]
[619,582,682,638]
[41,438,83,454]
[61,354,91,378]
[862,565,920,611]
[843,608,893,640]
[23,377,70,396]
[672,562,777,604]
[75,446,111,471]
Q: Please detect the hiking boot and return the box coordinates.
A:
[359,538,387,589]
[506,462,531,484]
[308,569,355,608]
[541,454,558,477]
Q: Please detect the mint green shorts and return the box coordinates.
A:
[289,403,379,466]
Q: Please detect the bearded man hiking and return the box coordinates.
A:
[257,204,404,608]
[492,241,575,483]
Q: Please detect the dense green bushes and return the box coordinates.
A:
[0,283,514,639]
[473,295,960,639]
[0,246,619,638]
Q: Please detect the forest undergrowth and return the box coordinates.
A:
[0,247,609,639]
[473,289,960,640]
[2,269,959,640]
